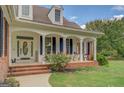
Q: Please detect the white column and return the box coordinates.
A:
[80,39,83,62]
[42,35,45,64]
[73,39,75,54]
[63,37,66,54]
[9,24,12,66]
[84,41,87,61]
[56,36,60,54]
[94,38,97,61]
[42,35,45,55]
[38,35,41,63]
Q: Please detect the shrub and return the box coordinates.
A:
[45,54,71,72]
[100,49,118,58]
[97,54,109,66]
[5,77,20,87]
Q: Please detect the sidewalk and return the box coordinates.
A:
[14,73,51,87]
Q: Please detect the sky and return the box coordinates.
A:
[43,5,124,28]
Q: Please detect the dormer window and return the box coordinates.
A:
[22,5,30,17]
[18,5,33,20]
[48,5,63,25]
[55,9,60,22]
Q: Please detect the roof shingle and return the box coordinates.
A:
[33,5,82,29]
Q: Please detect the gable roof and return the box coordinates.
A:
[33,5,82,29]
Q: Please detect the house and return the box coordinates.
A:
[0,5,103,78]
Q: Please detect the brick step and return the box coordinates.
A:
[8,64,51,76]
[8,69,50,76]
[9,66,48,72]
[9,64,50,68]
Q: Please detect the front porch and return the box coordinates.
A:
[11,31,97,66]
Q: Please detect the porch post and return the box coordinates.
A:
[42,35,45,64]
[94,38,97,61]
[56,36,60,54]
[84,41,87,61]
[9,24,12,66]
[80,38,83,62]
[63,37,66,54]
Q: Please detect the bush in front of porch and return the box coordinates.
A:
[45,54,71,72]
[97,54,109,66]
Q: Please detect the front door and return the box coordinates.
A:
[16,36,34,63]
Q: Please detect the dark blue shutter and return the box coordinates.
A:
[87,42,90,55]
[52,37,56,54]
[40,36,42,55]
[70,39,73,54]
[60,38,63,53]
[0,8,3,57]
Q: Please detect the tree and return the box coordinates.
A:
[86,19,124,57]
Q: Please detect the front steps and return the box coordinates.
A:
[8,61,98,76]
[8,64,51,76]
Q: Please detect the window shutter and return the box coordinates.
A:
[0,8,3,57]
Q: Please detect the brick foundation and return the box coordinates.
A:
[0,57,8,83]
[66,61,98,69]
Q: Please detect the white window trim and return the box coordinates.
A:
[18,5,33,20]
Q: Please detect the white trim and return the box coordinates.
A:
[84,41,87,61]
[13,6,16,17]
[9,22,12,66]
[13,27,97,41]
[56,36,60,53]
[42,35,45,64]
[15,18,104,36]
[94,38,97,61]
[38,35,41,63]
[63,37,66,54]
[80,38,84,62]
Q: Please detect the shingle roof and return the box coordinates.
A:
[33,5,82,29]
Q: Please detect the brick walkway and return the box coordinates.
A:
[14,73,51,87]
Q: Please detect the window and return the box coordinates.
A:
[55,9,60,22]
[22,5,30,17]
[19,5,32,20]
[66,39,73,54]
[45,37,52,54]
[0,8,3,57]
[45,37,56,54]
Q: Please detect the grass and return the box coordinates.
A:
[49,60,124,87]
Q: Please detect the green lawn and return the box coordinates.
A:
[49,60,124,87]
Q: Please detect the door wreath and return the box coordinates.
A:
[23,41,28,55]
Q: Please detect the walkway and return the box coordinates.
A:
[14,73,51,87]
